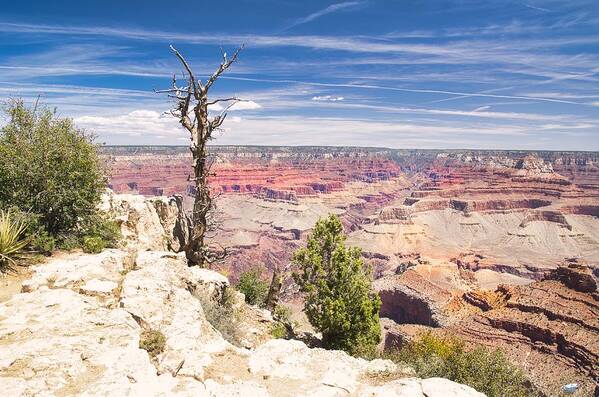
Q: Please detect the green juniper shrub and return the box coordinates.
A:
[82,236,106,254]
[236,266,270,306]
[389,332,536,397]
[292,214,381,356]
[269,304,294,339]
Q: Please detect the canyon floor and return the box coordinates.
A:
[104,146,599,395]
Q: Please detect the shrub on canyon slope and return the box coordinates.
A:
[236,266,270,306]
[0,99,117,251]
[391,333,535,397]
[293,214,381,356]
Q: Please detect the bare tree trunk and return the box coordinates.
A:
[265,267,283,312]
[158,45,243,266]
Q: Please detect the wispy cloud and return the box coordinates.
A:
[523,3,552,13]
[285,1,365,30]
[312,95,344,101]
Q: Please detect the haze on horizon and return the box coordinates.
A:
[1,0,598,150]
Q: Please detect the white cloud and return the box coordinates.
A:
[312,95,344,101]
[208,100,261,112]
[591,102,599,107]
[75,110,182,137]
[231,100,261,110]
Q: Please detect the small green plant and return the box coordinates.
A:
[270,322,288,339]
[82,217,121,248]
[82,236,106,253]
[199,287,242,345]
[58,234,80,251]
[139,329,166,358]
[293,214,381,356]
[30,231,56,255]
[389,333,535,397]
[0,210,30,272]
[236,266,270,306]
[273,304,292,323]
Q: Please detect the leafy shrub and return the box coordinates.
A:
[270,323,288,339]
[0,210,30,272]
[292,214,381,355]
[236,266,270,306]
[0,99,107,244]
[199,287,242,345]
[82,236,106,254]
[58,235,81,251]
[139,329,166,358]
[390,333,535,397]
[81,217,121,248]
[30,231,56,255]
[273,304,292,323]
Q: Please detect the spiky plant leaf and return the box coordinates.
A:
[0,210,30,272]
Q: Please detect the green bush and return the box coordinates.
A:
[82,236,106,254]
[273,304,292,323]
[58,235,81,251]
[236,266,270,306]
[390,333,535,397]
[139,329,166,358]
[10,209,54,255]
[0,210,30,272]
[81,217,121,248]
[199,287,242,345]
[270,322,288,339]
[292,214,381,355]
[30,231,56,255]
[0,99,107,241]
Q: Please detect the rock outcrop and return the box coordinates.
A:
[100,191,189,251]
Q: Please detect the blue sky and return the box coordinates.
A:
[1,0,598,149]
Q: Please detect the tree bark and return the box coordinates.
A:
[158,45,243,266]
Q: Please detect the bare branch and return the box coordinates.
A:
[204,45,244,91]
[170,45,201,98]
[206,97,241,106]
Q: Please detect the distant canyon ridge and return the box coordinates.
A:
[103,145,599,395]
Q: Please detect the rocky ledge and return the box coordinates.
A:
[0,194,484,397]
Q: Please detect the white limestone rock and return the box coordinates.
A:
[119,251,231,379]
[0,288,205,396]
[80,278,119,297]
[100,191,189,251]
[21,249,128,293]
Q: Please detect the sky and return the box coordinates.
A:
[1,0,598,150]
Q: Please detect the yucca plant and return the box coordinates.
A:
[0,210,30,272]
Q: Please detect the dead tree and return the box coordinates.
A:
[157,45,243,266]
